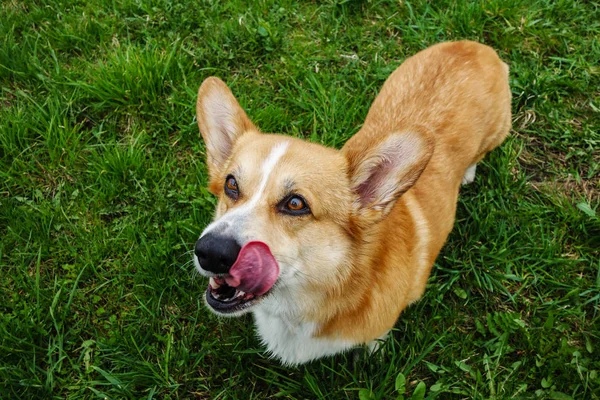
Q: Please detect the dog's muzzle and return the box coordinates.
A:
[194,236,280,315]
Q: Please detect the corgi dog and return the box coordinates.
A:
[193,41,511,365]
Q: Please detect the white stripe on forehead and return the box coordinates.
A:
[255,141,289,206]
[200,141,289,238]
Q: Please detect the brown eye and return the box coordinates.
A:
[287,197,304,211]
[226,177,237,191]
[224,175,239,200]
[279,194,310,216]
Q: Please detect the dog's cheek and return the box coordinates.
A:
[272,230,301,279]
[298,221,352,282]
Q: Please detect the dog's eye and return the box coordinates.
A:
[224,175,239,200]
[287,197,304,210]
[280,195,310,216]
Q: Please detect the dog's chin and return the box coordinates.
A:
[204,277,274,317]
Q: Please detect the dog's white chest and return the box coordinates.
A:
[253,309,355,365]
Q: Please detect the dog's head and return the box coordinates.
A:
[193,77,433,317]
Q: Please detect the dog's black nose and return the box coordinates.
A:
[195,234,241,274]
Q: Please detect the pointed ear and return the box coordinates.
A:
[345,130,434,222]
[196,77,258,181]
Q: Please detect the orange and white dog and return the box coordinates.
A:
[193,41,511,365]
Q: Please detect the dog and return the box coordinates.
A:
[192,40,511,365]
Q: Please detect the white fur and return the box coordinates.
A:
[461,163,477,185]
[253,308,356,365]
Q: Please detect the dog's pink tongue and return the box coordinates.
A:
[225,241,279,296]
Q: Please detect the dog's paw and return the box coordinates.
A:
[351,331,390,365]
[367,331,390,355]
[461,164,477,185]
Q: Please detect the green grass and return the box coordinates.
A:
[1,0,599,398]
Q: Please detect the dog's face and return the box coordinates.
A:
[195,131,355,316]
[193,78,433,317]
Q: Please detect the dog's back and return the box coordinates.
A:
[342,40,512,308]
[345,40,511,186]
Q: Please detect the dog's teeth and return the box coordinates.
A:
[223,290,241,302]
[209,277,220,289]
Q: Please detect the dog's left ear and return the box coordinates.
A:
[344,130,434,223]
[197,77,258,182]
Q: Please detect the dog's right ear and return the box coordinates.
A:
[197,77,257,182]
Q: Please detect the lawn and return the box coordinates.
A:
[1,0,599,398]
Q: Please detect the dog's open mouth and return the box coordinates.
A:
[206,276,264,313]
[204,241,279,314]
